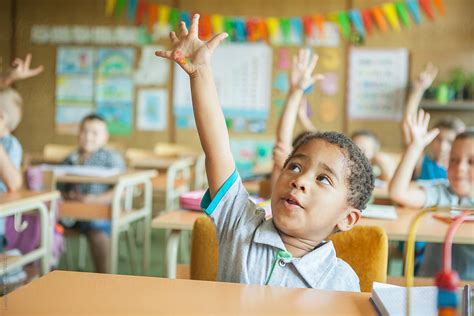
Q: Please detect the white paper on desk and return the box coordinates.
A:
[39,165,121,177]
[362,204,397,220]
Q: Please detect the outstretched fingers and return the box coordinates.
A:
[188,14,200,37]
[206,32,228,53]
[155,50,173,60]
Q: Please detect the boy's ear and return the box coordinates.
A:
[336,207,361,232]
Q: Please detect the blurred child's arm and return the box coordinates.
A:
[402,63,438,145]
[155,15,231,197]
[0,54,44,88]
[297,96,317,132]
[389,110,439,208]
[373,152,396,182]
[0,147,22,191]
[272,49,322,185]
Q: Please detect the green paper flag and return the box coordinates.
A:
[337,11,351,38]
[114,0,126,17]
[395,1,410,27]
[169,8,180,30]
[279,18,291,43]
[224,18,234,41]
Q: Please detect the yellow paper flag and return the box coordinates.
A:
[158,5,171,26]
[211,15,224,33]
[105,0,117,17]
[382,3,400,31]
[266,17,279,43]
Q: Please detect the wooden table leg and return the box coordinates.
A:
[165,230,181,279]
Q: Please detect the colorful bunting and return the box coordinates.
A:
[371,7,388,32]
[105,0,117,17]
[433,0,446,16]
[336,11,351,38]
[406,0,422,24]
[419,0,434,20]
[127,0,137,21]
[106,0,444,44]
[395,1,410,27]
[382,3,401,31]
[348,10,365,37]
[361,9,373,34]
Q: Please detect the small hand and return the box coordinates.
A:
[273,142,292,170]
[406,110,439,149]
[413,63,438,91]
[155,14,228,75]
[9,54,44,82]
[290,48,324,91]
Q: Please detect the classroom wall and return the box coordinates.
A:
[8,0,474,154]
[0,0,13,73]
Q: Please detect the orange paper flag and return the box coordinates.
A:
[148,4,158,33]
[433,0,446,16]
[313,15,325,37]
[371,7,387,32]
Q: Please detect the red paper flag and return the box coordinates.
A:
[419,0,434,20]
[371,7,387,32]
[199,15,213,40]
[246,19,258,41]
[361,9,373,34]
[302,16,314,38]
[135,0,146,25]
[148,4,157,33]
[433,0,446,16]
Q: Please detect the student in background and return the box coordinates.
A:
[389,110,473,280]
[0,54,43,249]
[351,130,396,182]
[403,63,465,181]
[60,114,125,273]
[271,49,323,187]
[155,15,374,291]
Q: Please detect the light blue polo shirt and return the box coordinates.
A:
[200,169,360,291]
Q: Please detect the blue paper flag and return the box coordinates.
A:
[348,10,365,37]
[233,19,246,42]
[406,0,421,24]
[290,17,303,44]
[273,72,289,92]
[180,11,191,28]
[127,0,137,21]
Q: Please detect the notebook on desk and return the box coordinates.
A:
[371,282,437,316]
[362,204,398,220]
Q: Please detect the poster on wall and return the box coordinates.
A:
[137,89,168,131]
[134,46,170,85]
[96,48,135,76]
[173,43,272,131]
[55,106,94,134]
[230,139,274,179]
[347,48,408,120]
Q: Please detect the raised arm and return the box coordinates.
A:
[271,49,322,185]
[389,110,439,208]
[402,63,438,145]
[297,96,317,132]
[155,15,231,197]
[0,147,22,191]
[0,54,44,88]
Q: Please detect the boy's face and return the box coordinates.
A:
[271,139,360,242]
[431,128,456,166]
[448,137,474,197]
[352,135,377,161]
[78,119,109,154]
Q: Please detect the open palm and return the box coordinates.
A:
[290,49,324,91]
[406,110,439,148]
[414,63,438,90]
[155,14,228,75]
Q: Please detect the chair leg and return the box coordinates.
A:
[165,230,180,279]
[65,236,75,269]
[125,228,137,275]
[109,226,119,274]
[78,235,87,271]
[143,216,151,275]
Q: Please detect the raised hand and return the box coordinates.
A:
[273,142,292,170]
[289,49,324,91]
[155,14,228,75]
[9,53,44,82]
[413,63,438,91]
[405,110,439,149]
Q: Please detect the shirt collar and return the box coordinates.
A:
[253,219,338,288]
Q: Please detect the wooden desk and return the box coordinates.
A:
[56,169,157,274]
[359,207,474,244]
[0,190,60,275]
[152,209,205,278]
[0,270,376,315]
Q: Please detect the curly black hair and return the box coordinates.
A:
[284,131,375,210]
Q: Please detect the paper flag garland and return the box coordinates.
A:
[135,0,146,25]
[382,3,401,31]
[115,0,126,17]
[158,5,170,25]
[361,9,373,34]
[148,4,157,33]
[419,0,434,20]
[336,11,351,38]
[280,18,291,43]
[180,11,190,27]
[395,2,410,27]
[290,18,303,44]
[433,0,446,16]
[406,0,421,24]
[372,7,388,32]
[127,0,137,21]
[314,15,325,36]
[105,0,116,17]
[349,10,365,37]
[211,15,224,34]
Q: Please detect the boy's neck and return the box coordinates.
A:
[0,128,10,138]
[278,229,323,258]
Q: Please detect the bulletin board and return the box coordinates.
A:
[13,0,348,155]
